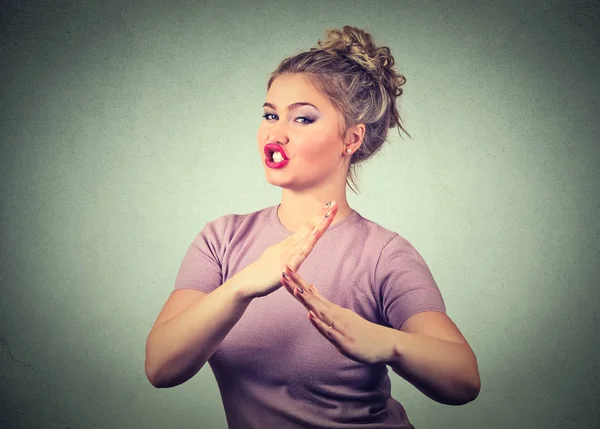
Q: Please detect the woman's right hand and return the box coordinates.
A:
[235,201,338,299]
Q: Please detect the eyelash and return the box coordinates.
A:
[262,113,314,125]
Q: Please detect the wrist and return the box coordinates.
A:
[227,268,256,303]
[381,327,404,365]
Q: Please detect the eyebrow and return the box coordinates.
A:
[263,102,319,111]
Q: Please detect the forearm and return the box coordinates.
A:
[385,329,480,405]
[145,274,253,388]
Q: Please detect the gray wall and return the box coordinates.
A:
[1,1,598,428]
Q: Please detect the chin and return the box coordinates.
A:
[266,179,291,189]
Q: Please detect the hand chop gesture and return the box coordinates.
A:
[280,266,395,365]
[235,201,338,299]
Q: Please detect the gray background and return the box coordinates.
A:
[1,0,599,428]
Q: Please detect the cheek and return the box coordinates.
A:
[303,133,337,157]
[256,125,266,142]
[256,127,269,152]
[298,142,336,165]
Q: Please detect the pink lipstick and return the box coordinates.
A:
[264,144,289,169]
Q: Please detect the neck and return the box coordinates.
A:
[277,189,352,233]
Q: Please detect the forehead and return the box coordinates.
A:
[267,74,330,109]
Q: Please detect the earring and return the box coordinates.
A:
[346,148,352,154]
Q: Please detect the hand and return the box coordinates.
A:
[236,201,338,299]
[281,266,395,365]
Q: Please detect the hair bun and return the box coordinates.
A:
[316,25,406,97]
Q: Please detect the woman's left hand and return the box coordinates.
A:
[281,265,395,365]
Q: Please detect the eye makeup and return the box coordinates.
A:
[262,113,315,124]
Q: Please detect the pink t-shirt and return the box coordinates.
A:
[174,204,446,428]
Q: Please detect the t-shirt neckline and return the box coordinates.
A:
[270,204,360,236]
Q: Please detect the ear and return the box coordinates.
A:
[345,123,366,151]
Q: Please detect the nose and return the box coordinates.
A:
[265,120,290,145]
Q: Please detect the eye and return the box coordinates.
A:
[262,113,314,125]
[296,116,314,124]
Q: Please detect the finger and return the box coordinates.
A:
[310,203,338,240]
[290,213,323,242]
[281,274,305,303]
[308,310,344,343]
[289,282,328,319]
[285,205,339,271]
[286,267,330,306]
[290,201,338,245]
[280,274,294,293]
[284,223,313,248]
[284,267,313,294]
[309,313,353,361]
[285,266,315,294]
[307,200,337,231]
[287,233,324,273]
[282,269,311,305]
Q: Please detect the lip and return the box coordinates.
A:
[264,144,289,160]
[265,157,289,169]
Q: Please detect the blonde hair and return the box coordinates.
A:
[266,25,408,194]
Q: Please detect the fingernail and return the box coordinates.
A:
[325,210,331,218]
[282,272,288,279]
[325,201,331,207]
[296,286,304,294]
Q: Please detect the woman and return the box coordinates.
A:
[145,25,480,428]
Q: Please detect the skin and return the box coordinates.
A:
[259,72,481,405]
[256,73,364,233]
[281,265,481,405]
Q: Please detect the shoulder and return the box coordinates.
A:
[348,210,400,248]
[354,213,438,292]
[351,211,421,261]
[197,205,275,241]
[347,212,430,287]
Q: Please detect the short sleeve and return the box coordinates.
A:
[375,234,446,330]
[173,215,229,293]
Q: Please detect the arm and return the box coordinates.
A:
[279,268,481,405]
[147,202,338,388]
[386,311,481,405]
[145,272,253,389]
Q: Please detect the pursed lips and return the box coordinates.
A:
[264,144,289,160]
